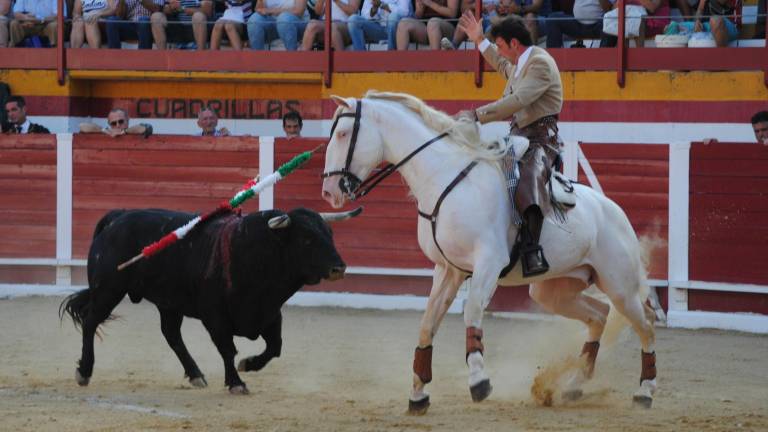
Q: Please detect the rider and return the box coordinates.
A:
[456,12,563,277]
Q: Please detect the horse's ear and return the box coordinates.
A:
[330,95,352,109]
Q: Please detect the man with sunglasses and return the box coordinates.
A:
[79,108,154,138]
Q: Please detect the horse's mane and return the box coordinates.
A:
[362,90,510,162]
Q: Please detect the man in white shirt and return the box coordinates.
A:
[9,0,64,46]
[545,0,612,48]
[347,0,411,50]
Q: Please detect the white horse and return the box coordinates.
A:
[320,91,657,413]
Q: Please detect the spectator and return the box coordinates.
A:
[106,0,163,49]
[197,108,230,136]
[545,0,611,48]
[246,0,309,50]
[395,0,459,50]
[71,0,119,49]
[671,0,697,18]
[79,108,153,138]
[283,111,302,138]
[300,0,360,51]
[440,0,496,50]
[753,111,768,146]
[2,96,51,134]
[151,0,212,50]
[9,0,65,46]
[669,0,739,47]
[510,0,552,42]
[347,0,412,50]
[0,0,11,48]
[210,0,253,50]
[601,0,670,47]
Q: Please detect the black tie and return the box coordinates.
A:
[15,125,21,134]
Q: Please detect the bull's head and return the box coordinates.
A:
[268,207,362,284]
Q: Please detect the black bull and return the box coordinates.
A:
[60,207,360,393]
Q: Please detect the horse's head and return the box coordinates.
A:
[321,96,383,209]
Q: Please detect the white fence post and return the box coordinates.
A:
[56,133,73,286]
[258,136,275,211]
[667,141,691,317]
[563,140,578,180]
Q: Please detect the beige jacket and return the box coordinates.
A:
[475,45,563,128]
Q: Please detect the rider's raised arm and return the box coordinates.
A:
[478,41,514,81]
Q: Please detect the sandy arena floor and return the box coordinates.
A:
[0,295,766,431]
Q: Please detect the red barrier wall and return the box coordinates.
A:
[579,144,669,280]
[71,134,261,258]
[688,143,768,314]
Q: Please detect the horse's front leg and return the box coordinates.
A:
[408,264,464,415]
[463,253,508,403]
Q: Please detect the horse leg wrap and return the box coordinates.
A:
[581,341,600,378]
[640,351,656,382]
[413,345,433,384]
[465,327,484,361]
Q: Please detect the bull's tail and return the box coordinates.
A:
[59,289,91,331]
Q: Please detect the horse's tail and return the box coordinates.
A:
[59,288,92,331]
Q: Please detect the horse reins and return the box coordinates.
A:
[320,99,475,273]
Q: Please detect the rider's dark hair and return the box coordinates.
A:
[489,16,533,47]
[751,111,768,125]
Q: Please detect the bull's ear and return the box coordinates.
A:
[268,214,291,229]
[320,206,363,223]
[330,95,354,109]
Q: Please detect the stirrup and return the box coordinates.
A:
[521,244,549,277]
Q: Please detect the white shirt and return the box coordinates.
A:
[18,119,31,133]
[513,46,534,79]
[360,0,411,23]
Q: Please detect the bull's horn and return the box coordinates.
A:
[320,206,363,223]
[268,214,291,229]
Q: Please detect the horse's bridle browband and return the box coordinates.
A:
[321,99,448,201]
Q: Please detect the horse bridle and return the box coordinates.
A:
[321,99,448,201]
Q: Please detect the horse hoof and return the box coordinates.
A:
[237,359,247,372]
[562,389,584,401]
[632,395,653,409]
[189,376,207,388]
[469,379,492,402]
[75,369,90,387]
[229,385,249,395]
[407,396,430,415]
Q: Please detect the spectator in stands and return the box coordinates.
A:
[246,0,309,50]
[151,0,212,50]
[71,0,119,49]
[197,107,230,136]
[9,0,64,46]
[210,0,253,50]
[2,96,51,134]
[283,111,302,138]
[545,0,610,47]
[300,0,360,51]
[0,0,12,47]
[439,0,496,50]
[601,0,670,47]
[348,0,412,50]
[106,0,163,49]
[669,0,739,47]
[396,0,459,50]
[752,111,768,146]
[509,0,552,43]
[79,108,154,138]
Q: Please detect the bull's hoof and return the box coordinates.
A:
[407,396,430,415]
[632,395,653,409]
[469,379,492,402]
[237,359,247,372]
[228,384,249,395]
[75,369,90,387]
[189,376,207,388]
[562,389,584,401]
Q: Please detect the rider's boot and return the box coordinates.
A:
[520,205,549,277]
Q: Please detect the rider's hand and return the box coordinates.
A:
[458,10,484,45]
[454,110,478,122]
